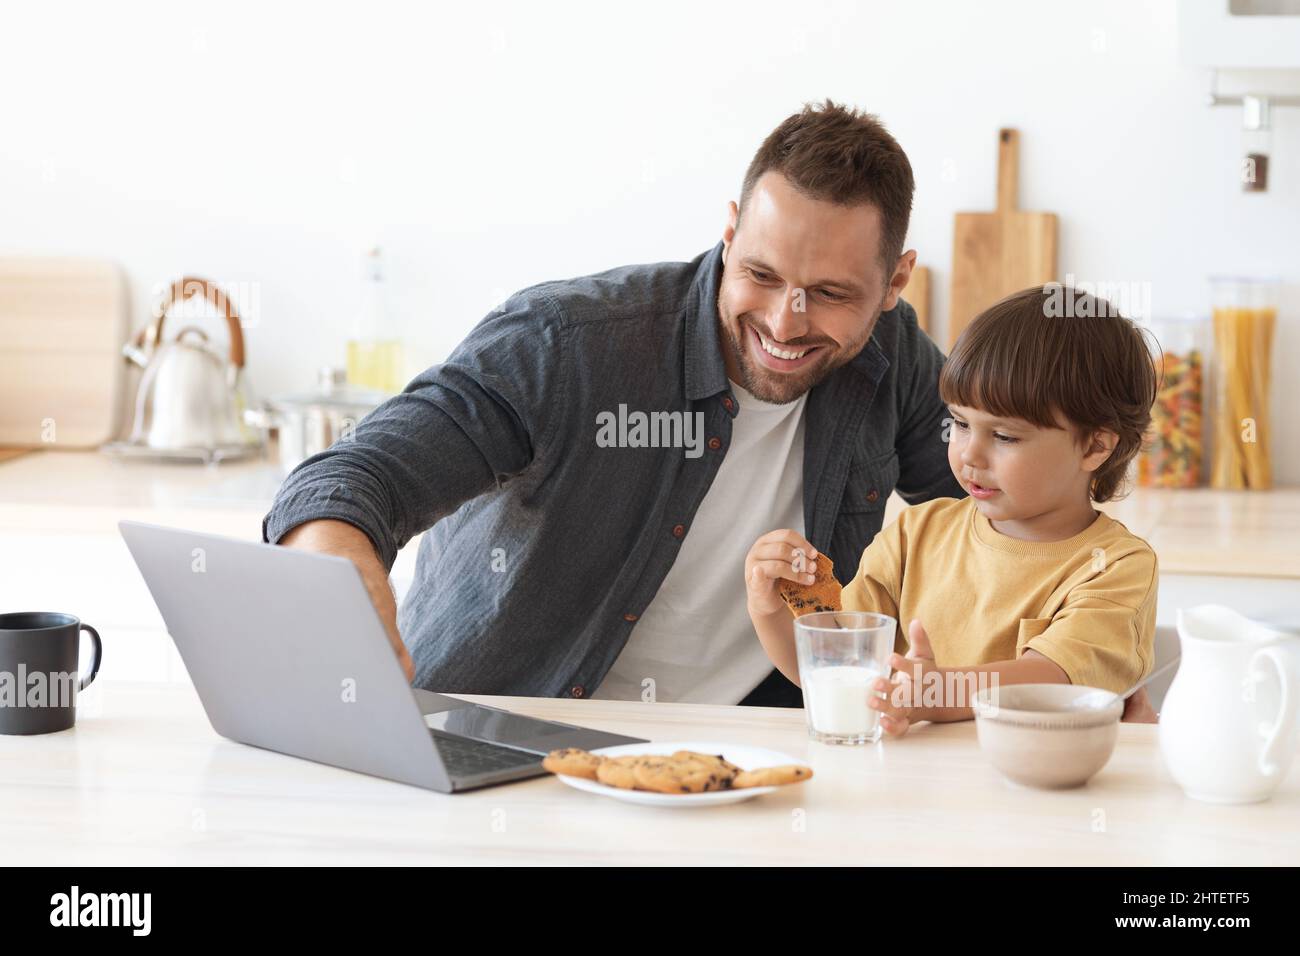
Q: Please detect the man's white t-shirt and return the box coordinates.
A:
[591,383,808,704]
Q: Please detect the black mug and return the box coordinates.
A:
[0,612,103,735]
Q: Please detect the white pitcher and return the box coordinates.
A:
[1159,604,1300,803]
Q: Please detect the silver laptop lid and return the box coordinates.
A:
[119,520,450,792]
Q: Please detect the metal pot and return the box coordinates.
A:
[245,367,388,474]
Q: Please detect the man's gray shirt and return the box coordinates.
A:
[262,241,964,699]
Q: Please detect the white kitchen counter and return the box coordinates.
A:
[6,448,1300,573]
[1,449,1296,689]
[0,448,422,683]
[0,447,283,538]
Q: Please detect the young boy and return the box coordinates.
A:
[745,286,1160,737]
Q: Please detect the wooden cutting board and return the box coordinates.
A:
[904,264,931,336]
[0,258,128,448]
[949,129,1057,349]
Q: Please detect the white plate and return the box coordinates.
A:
[552,740,806,807]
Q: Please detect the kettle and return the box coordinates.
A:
[120,277,261,456]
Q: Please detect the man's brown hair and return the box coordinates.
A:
[739,99,914,275]
[938,286,1158,502]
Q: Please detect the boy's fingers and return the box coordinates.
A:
[871,694,906,720]
[880,713,909,737]
[869,680,908,719]
[754,541,811,564]
[762,529,817,558]
[884,674,918,713]
[906,619,936,660]
[753,543,816,572]
[750,561,813,586]
[890,652,926,675]
[869,676,889,705]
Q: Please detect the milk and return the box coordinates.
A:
[805,665,881,737]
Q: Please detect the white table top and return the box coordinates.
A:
[3,681,1295,866]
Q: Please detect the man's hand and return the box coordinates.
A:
[870,618,939,737]
[278,519,416,683]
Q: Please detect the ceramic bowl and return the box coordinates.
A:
[972,683,1124,789]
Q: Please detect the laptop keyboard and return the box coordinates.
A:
[431,732,542,777]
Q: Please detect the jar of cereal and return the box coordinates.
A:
[1138,316,1206,488]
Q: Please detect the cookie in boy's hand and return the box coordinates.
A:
[777,552,842,617]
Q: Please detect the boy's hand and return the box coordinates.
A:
[1121,686,1158,723]
[871,619,940,737]
[745,529,820,618]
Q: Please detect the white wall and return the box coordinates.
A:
[4,0,1298,480]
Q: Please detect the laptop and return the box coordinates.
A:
[119,520,646,793]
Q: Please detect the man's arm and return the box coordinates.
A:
[279,518,414,680]
[262,293,567,680]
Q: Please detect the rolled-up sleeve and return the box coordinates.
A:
[261,291,567,571]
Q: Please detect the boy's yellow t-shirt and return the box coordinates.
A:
[840,496,1157,694]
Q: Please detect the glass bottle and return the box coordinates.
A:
[346,246,405,393]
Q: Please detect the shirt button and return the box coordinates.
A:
[570,685,585,698]
[866,489,880,502]
[672,524,685,538]
[707,437,722,451]
[623,613,639,622]
[722,396,735,411]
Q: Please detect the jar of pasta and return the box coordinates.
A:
[1138,316,1206,488]
[1209,277,1279,490]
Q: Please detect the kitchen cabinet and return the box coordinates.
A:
[1179,0,1300,69]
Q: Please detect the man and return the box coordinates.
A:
[262,99,962,707]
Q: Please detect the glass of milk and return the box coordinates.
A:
[794,611,896,744]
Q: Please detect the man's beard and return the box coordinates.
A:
[719,302,879,405]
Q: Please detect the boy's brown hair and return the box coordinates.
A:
[938,286,1158,502]
[739,99,914,275]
